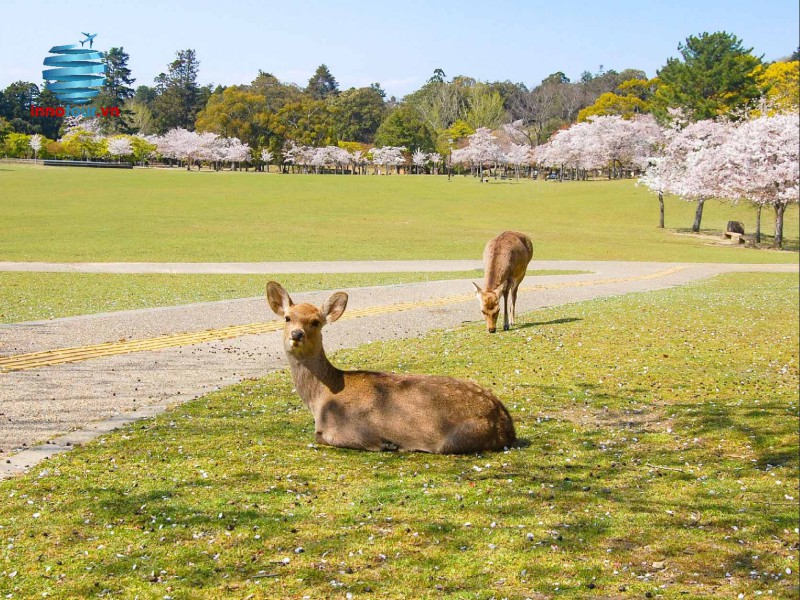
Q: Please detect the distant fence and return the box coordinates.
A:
[0,158,38,164]
[43,160,133,169]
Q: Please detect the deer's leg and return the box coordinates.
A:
[510,282,520,327]
[502,288,510,331]
[315,430,333,447]
[317,426,385,452]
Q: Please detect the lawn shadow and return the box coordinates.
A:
[515,317,582,330]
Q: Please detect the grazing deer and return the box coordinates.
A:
[266,281,516,454]
[473,231,533,333]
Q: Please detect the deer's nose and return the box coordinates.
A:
[291,330,305,341]
[488,327,497,334]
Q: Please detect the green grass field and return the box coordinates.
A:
[0,270,578,323]
[1,164,797,263]
[1,273,797,599]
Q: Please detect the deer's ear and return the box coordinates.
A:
[267,281,293,316]
[493,280,507,296]
[472,281,482,293]
[321,292,348,323]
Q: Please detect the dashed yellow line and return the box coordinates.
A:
[0,266,686,372]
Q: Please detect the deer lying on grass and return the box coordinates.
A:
[266,281,516,454]
[473,231,533,333]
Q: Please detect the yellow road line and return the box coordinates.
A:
[0,266,687,372]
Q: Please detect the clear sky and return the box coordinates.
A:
[2,0,798,99]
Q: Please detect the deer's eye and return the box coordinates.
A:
[311,319,320,328]
[284,316,290,322]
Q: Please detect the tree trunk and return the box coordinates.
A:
[773,202,786,249]
[692,198,705,233]
[658,192,664,228]
[755,204,762,244]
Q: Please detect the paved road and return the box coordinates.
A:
[1,260,796,478]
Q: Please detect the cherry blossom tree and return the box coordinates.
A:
[428,152,442,175]
[537,115,663,181]
[502,120,534,146]
[504,143,532,180]
[412,149,428,174]
[534,121,596,179]
[371,146,406,175]
[589,115,662,178]
[351,150,367,175]
[106,136,132,163]
[721,112,799,248]
[308,146,329,173]
[322,146,351,174]
[261,149,273,172]
[654,118,732,232]
[282,141,313,173]
[450,145,476,175]
[222,138,251,170]
[466,127,500,180]
[197,132,223,170]
[637,157,667,228]
[155,128,202,169]
[29,134,43,162]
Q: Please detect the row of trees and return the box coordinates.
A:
[1,31,796,247]
[5,97,798,249]
[3,32,796,162]
[3,128,155,164]
[638,109,798,247]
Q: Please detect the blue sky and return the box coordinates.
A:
[2,0,798,99]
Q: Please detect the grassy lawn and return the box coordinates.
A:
[0,164,797,263]
[0,270,509,324]
[1,272,796,599]
[0,270,576,323]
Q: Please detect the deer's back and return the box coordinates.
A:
[483,231,533,287]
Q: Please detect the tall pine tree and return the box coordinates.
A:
[306,64,339,100]
[94,47,136,133]
[653,32,762,121]
[152,49,208,132]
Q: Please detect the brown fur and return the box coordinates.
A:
[266,282,516,454]
[474,231,533,332]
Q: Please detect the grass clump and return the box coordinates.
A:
[0,273,797,599]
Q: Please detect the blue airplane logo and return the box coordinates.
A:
[80,32,97,48]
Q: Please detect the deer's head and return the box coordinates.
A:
[267,282,348,357]
[473,281,506,333]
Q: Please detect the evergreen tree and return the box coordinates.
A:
[101,47,135,104]
[306,64,339,100]
[152,49,206,132]
[249,71,303,112]
[32,88,63,139]
[93,47,136,133]
[133,85,157,108]
[653,31,762,121]
[0,81,38,122]
[331,85,386,143]
[375,105,434,151]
